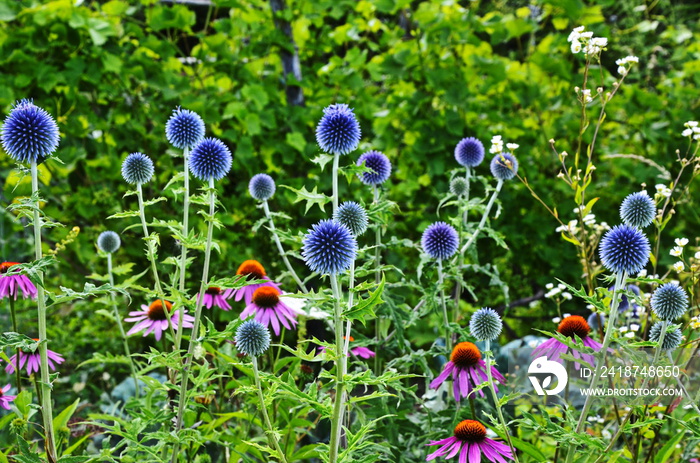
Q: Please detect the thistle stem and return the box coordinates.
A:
[341,261,356,430]
[107,253,139,396]
[332,153,340,214]
[175,146,190,351]
[462,167,471,226]
[251,356,289,463]
[31,161,57,462]
[172,177,217,463]
[372,185,382,374]
[484,339,519,463]
[262,200,308,293]
[8,298,21,393]
[328,274,347,463]
[437,259,451,353]
[460,179,503,254]
[566,271,627,463]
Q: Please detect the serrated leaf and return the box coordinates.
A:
[280,185,331,213]
[344,275,384,326]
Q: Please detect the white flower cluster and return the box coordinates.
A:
[681,121,700,140]
[555,207,609,235]
[670,238,689,257]
[619,323,640,339]
[615,55,639,76]
[568,26,607,57]
[545,283,572,300]
[690,315,700,330]
[490,135,503,154]
[655,183,672,198]
[673,261,685,273]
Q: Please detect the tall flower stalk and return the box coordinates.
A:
[263,200,308,293]
[328,274,346,463]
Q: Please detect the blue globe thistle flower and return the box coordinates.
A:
[599,224,650,275]
[189,138,232,181]
[316,103,361,155]
[454,137,485,167]
[165,107,205,150]
[587,312,605,332]
[469,307,502,341]
[649,322,682,351]
[450,177,468,196]
[421,222,459,260]
[651,283,688,321]
[490,153,519,181]
[302,220,357,275]
[1,99,60,163]
[121,152,155,185]
[248,173,276,201]
[333,201,368,236]
[357,150,391,185]
[620,192,655,229]
[97,231,121,254]
[235,320,271,356]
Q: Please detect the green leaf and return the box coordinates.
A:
[53,398,80,432]
[654,431,684,463]
[280,185,331,213]
[344,275,384,326]
[286,132,307,153]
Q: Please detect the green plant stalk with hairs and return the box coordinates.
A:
[172,178,217,463]
[251,355,289,463]
[484,339,519,463]
[328,273,347,463]
[262,199,308,294]
[460,178,503,255]
[175,146,190,352]
[453,167,471,323]
[437,259,451,353]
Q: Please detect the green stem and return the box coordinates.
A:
[252,356,289,463]
[372,185,382,375]
[107,253,139,396]
[341,261,356,431]
[175,146,190,351]
[328,274,346,463]
[332,153,340,214]
[462,167,471,226]
[172,178,217,463]
[31,161,57,462]
[484,339,519,463]
[262,200,308,293]
[437,259,451,353]
[460,179,503,254]
[565,271,626,463]
[9,298,21,393]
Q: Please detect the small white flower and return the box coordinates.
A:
[682,128,693,137]
[563,313,571,318]
[675,238,689,247]
[580,31,593,39]
[694,251,700,260]
[581,89,592,103]
[506,143,519,150]
[630,323,640,332]
[655,183,666,191]
[673,261,685,273]
[624,332,635,339]
[618,66,628,76]
[637,269,647,278]
[545,288,561,298]
[562,292,572,300]
[619,326,629,333]
[552,317,561,324]
[568,26,585,42]
[557,283,566,290]
[686,121,699,128]
[670,246,683,257]
[590,37,607,47]
[571,40,582,54]
[546,283,554,289]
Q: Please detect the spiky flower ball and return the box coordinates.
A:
[450,177,468,196]
[1,99,60,163]
[651,283,688,321]
[455,137,485,167]
[356,150,391,185]
[189,138,232,181]
[235,320,271,356]
[165,107,205,150]
[316,103,361,155]
[302,220,357,275]
[97,231,121,254]
[599,225,650,275]
[469,307,502,341]
[620,192,655,229]
[121,152,154,185]
[248,173,276,201]
[421,222,459,260]
[490,153,519,180]
[649,322,683,351]
[333,201,368,236]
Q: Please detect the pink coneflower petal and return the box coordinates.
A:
[429,362,454,389]
[459,443,469,463]
[445,440,462,459]
[351,347,375,359]
[427,437,458,461]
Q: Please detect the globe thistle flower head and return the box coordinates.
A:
[450,177,468,196]
[649,322,682,351]
[165,107,205,150]
[454,137,485,167]
[316,103,361,155]
[235,320,271,356]
[189,137,232,181]
[620,191,655,229]
[490,152,519,180]
[599,224,650,275]
[469,307,502,341]
[651,283,688,321]
[422,221,459,260]
[121,152,154,185]
[97,231,121,254]
[356,150,391,185]
[1,99,60,163]
[248,173,276,201]
[302,220,357,275]
[587,312,605,332]
[333,201,368,236]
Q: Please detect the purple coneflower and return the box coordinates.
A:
[198,286,231,311]
[0,262,37,300]
[5,340,65,375]
[532,315,602,369]
[125,300,194,341]
[240,286,300,336]
[429,342,505,400]
[225,260,281,305]
[0,384,16,410]
[318,336,376,359]
[426,419,514,462]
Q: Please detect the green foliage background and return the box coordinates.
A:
[0,0,699,404]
